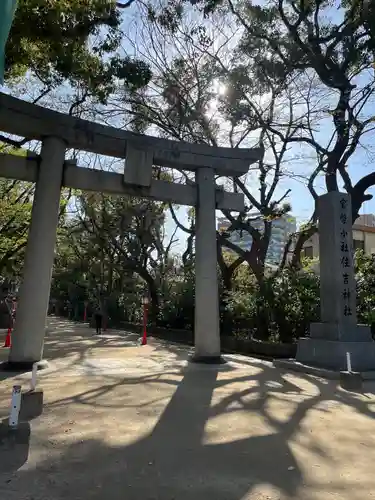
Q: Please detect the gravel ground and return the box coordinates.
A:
[0,317,375,500]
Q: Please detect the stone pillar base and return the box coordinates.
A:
[0,359,49,372]
[20,389,44,421]
[310,322,372,342]
[189,354,227,365]
[340,371,363,391]
[296,337,375,371]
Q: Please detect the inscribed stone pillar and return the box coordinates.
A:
[318,192,357,334]
[8,137,66,368]
[296,191,375,371]
[192,167,222,362]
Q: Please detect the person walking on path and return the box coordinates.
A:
[94,304,103,335]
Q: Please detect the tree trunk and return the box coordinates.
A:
[107,261,113,295]
[291,226,317,269]
[124,262,160,323]
[146,277,159,323]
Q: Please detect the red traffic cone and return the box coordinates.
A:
[4,327,11,347]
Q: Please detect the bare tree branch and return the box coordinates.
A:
[168,203,194,234]
[116,0,137,7]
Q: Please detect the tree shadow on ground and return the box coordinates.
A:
[0,365,304,500]
[2,319,375,498]
[0,420,30,475]
[0,316,191,381]
[2,356,375,499]
[45,317,192,363]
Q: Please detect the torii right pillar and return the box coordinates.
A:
[296,192,375,371]
[192,166,222,363]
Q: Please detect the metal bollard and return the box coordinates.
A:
[346,352,352,373]
[9,385,22,428]
[30,363,38,391]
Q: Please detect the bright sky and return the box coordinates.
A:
[119,3,375,254]
[2,2,374,257]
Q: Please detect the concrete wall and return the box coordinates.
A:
[302,232,320,258]
[356,214,375,227]
[353,228,375,254]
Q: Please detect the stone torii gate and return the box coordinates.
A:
[0,92,263,369]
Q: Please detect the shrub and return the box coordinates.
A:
[356,251,375,327]
[224,268,320,343]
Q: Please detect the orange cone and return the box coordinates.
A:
[4,327,11,347]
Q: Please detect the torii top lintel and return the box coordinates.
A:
[0,92,264,177]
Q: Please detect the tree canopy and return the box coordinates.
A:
[1,0,375,344]
[5,0,151,102]
[150,0,375,201]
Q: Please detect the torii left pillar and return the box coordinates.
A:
[7,137,66,369]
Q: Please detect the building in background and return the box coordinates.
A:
[356,214,375,227]
[302,213,375,260]
[217,214,297,265]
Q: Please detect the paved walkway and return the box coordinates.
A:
[1,317,375,499]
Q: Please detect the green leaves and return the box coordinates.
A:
[4,0,151,99]
[0,179,32,277]
[0,0,18,84]
[110,56,152,90]
[355,250,375,326]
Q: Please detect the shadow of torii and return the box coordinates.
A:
[121,367,303,499]
[13,365,307,500]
